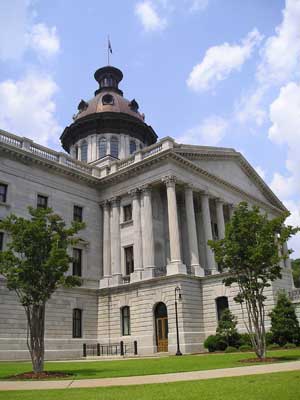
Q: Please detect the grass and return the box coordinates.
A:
[0,349,299,381]
[0,371,300,399]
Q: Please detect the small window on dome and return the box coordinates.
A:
[129,140,137,154]
[102,94,114,105]
[129,99,139,112]
[81,141,88,163]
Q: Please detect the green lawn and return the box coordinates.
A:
[0,371,300,400]
[0,349,299,381]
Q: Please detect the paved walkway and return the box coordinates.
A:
[1,360,300,391]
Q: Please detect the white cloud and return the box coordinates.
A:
[234,87,266,126]
[258,0,300,85]
[0,1,60,61]
[282,200,300,257]
[177,115,228,145]
[270,173,296,199]
[269,82,300,206]
[0,72,61,146]
[187,0,209,12]
[135,1,167,32]
[187,29,263,92]
[28,23,60,58]
[268,82,300,147]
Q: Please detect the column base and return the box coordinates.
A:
[167,262,187,276]
[130,270,143,283]
[100,277,111,288]
[142,267,155,280]
[111,274,122,286]
[191,265,205,277]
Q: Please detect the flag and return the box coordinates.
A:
[108,38,112,54]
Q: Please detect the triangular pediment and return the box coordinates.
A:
[174,145,285,211]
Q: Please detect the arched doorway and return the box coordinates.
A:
[155,302,168,352]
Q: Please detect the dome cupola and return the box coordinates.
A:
[60,65,157,164]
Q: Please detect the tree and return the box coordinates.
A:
[291,259,300,288]
[208,202,298,359]
[0,207,84,373]
[216,308,240,348]
[269,291,300,346]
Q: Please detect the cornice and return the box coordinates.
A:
[0,141,99,186]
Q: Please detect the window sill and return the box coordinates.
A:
[120,220,133,228]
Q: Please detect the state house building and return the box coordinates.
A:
[0,65,296,360]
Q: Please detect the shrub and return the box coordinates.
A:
[239,333,252,347]
[269,292,300,346]
[239,344,252,352]
[225,346,238,353]
[266,331,274,345]
[204,335,218,352]
[267,343,281,350]
[216,309,240,348]
[283,342,296,349]
[204,334,228,352]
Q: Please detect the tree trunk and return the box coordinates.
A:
[25,304,46,374]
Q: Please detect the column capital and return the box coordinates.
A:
[100,200,111,209]
[110,197,120,207]
[184,183,195,192]
[162,175,177,188]
[215,197,225,204]
[128,188,140,199]
[140,184,152,195]
[199,190,210,198]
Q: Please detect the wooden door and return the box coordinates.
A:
[156,316,168,352]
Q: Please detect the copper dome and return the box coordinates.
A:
[60,65,157,152]
[73,91,145,122]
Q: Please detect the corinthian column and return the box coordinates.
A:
[100,201,111,288]
[216,199,226,239]
[111,197,122,286]
[130,189,143,282]
[200,192,217,274]
[163,176,186,275]
[185,185,204,276]
[141,186,155,279]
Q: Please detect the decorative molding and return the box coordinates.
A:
[162,175,177,187]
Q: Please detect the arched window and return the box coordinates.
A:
[121,306,130,336]
[72,308,82,338]
[129,140,137,154]
[216,296,229,321]
[110,136,119,158]
[80,141,88,162]
[98,138,107,159]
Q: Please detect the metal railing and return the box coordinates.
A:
[83,341,138,357]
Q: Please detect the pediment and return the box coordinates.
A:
[174,146,285,211]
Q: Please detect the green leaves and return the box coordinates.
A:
[0,207,84,306]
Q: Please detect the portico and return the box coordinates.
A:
[99,175,232,287]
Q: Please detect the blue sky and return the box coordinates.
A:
[0,0,300,256]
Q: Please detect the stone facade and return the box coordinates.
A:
[0,65,296,360]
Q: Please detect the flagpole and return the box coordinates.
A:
[107,35,110,65]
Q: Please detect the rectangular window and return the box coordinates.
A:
[72,309,82,338]
[123,204,132,222]
[73,248,82,276]
[0,184,7,203]
[73,205,83,222]
[125,246,134,275]
[121,306,130,336]
[0,232,3,251]
[37,194,48,209]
